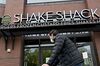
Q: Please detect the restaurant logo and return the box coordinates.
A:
[0,8,100,29]
[1,15,11,25]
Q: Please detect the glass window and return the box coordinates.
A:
[24,32,97,66]
[27,0,82,4]
[24,48,39,66]
[0,0,6,4]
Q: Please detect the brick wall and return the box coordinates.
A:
[0,4,5,17]
[0,36,23,66]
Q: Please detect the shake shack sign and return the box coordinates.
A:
[1,8,100,28]
[14,8,99,23]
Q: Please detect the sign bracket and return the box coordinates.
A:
[1,30,8,50]
[9,31,15,50]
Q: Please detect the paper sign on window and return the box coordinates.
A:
[82,52,88,59]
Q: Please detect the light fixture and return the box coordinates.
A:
[7,49,11,53]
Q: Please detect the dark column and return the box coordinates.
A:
[91,32,100,65]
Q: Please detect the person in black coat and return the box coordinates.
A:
[42,30,84,66]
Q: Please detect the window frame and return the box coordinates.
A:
[0,0,6,4]
[27,0,84,4]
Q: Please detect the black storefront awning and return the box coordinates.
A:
[0,19,100,36]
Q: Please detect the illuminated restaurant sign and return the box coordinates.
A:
[14,8,99,23]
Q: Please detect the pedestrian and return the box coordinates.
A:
[42,29,84,66]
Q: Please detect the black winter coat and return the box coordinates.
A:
[47,34,84,66]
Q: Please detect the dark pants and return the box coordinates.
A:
[75,63,83,66]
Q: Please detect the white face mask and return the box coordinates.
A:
[49,34,55,43]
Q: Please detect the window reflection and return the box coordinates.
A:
[41,48,52,64]
[24,48,39,66]
[0,0,6,4]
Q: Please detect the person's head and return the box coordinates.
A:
[48,29,58,43]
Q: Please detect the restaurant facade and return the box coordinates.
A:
[0,0,100,66]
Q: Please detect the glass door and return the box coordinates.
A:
[78,42,94,66]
